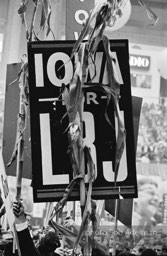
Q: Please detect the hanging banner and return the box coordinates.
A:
[66,0,94,40]
[28,40,137,202]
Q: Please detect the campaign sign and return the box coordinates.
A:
[66,0,94,40]
[28,40,137,202]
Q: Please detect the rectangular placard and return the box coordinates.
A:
[28,40,137,202]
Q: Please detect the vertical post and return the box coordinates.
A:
[15,99,26,201]
[44,202,54,228]
[14,77,27,256]
[65,1,94,255]
[112,199,120,256]
[73,201,76,221]
[79,111,86,215]
[79,103,87,255]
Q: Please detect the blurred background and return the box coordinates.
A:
[0,0,167,232]
[0,0,167,163]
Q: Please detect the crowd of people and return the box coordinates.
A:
[0,200,166,256]
[0,100,167,255]
[0,174,166,255]
[137,102,167,164]
[96,229,167,256]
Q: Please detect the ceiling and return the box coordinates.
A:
[105,0,167,48]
